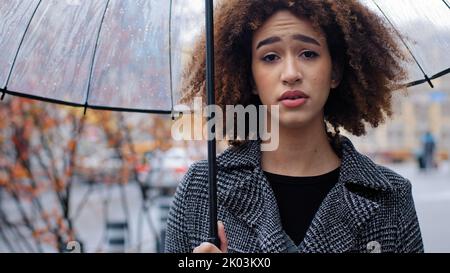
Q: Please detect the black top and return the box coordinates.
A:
[264,167,340,246]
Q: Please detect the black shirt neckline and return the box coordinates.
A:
[263,167,341,246]
[263,167,341,185]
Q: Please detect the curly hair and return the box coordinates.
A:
[180,0,408,145]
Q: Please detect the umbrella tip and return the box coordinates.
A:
[83,105,88,116]
[1,91,5,101]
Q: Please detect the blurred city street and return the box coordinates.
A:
[2,160,448,253]
[71,160,450,253]
[387,161,450,253]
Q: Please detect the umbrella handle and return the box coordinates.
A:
[205,0,220,248]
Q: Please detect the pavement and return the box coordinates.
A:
[385,161,450,253]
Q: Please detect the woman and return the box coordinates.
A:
[165,0,423,253]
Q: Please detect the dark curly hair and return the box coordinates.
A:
[180,0,408,145]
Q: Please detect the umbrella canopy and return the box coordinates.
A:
[362,0,450,88]
[0,0,205,113]
[0,0,448,113]
[0,0,220,247]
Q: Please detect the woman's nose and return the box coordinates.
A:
[281,58,302,85]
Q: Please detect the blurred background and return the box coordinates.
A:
[348,74,450,253]
[0,99,207,253]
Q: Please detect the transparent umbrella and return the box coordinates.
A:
[1,0,448,108]
[1,0,449,250]
[0,0,208,113]
[0,0,221,247]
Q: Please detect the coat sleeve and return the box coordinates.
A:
[164,164,195,253]
[396,180,424,253]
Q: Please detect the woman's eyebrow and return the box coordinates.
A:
[256,34,321,50]
[292,34,321,46]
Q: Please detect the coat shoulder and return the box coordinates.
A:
[179,160,209,195]
[376,164,413,192]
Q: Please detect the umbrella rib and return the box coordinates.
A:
[406,68,450,88]
[406,79,428,88]
[371,0,434,88]
[3,0,43,92]
[83,0,112,115]
[430,68,450,80]
[443,0,450,9]
[0,87,175,114]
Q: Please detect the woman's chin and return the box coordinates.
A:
[278,117,311,130]
[276,111,325,129]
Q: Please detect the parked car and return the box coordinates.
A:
[146,147,192,192]
[75,149,124,183]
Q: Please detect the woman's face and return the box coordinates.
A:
[251,10,339,129]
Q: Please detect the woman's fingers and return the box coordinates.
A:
[193,221,228,253]
[218,221,228,253]
[193,242,222,253]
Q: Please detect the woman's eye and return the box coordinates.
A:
[301,51,319,59]
[262,54,279,62]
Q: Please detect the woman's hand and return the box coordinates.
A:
[193,221,228,253]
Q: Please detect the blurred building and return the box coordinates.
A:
[349,76,450,162]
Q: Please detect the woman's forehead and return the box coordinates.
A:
[253,10,326,44]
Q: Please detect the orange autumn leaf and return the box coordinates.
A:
[43,117,56,130]
[67,140,77,153]
[54,178,65,192]
[12,164,29,179]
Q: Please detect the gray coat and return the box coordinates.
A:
[165,137,424,253]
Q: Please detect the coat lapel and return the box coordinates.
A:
[218,164,296,253]
[298,181,381,252]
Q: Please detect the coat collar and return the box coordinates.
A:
[216,136,393,253]
[216,136,394,192]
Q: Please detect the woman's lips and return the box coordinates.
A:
[279,90,309,108]
[280,98,308,108]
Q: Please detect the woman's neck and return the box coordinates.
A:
[261,118,341,177]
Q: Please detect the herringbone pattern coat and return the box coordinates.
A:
[165,137,424,253]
